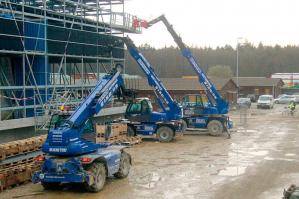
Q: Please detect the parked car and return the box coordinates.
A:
[257,95,274,109]
[276,94,287,99]
[274,95,296,104]
[247,94,258,102]
[237,98,251,108]
[293,95,299,104]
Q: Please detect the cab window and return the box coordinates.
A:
[49,114,68,129]
[127,103,142,114]
[127,100,153,114]
[182,95,204,107]
[141,100,152,114]
[83,118,94,134]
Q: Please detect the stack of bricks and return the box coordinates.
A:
[0,135,46,161]
[95,122,142,145]
[96,123,128,143]
[0,135,46,191]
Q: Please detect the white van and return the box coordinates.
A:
[257,95,274,109]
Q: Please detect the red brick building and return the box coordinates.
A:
[125,77,238,110]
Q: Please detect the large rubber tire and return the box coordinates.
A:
[85,162,106,193]
[114,151,131,178]
[127,125,135,137]
[181,120,187,133]
[156,126,174,142]
[207,120,224,136]
[41,182,62,190]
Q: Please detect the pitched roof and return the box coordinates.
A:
[125,77,234,91]
[232,77,284,87]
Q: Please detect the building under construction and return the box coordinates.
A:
[0,0,141,128]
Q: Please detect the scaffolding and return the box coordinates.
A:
[0,0,141,124]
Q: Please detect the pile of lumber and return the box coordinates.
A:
[96,123,142,145]
[0,135,46,191]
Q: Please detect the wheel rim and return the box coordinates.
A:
[181,121,187,132]
[127,126,135,137]
[160,131,170,140]
[95,166,105,188]
[211,125,220,133]
[121,155,130,175]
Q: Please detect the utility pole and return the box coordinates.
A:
[236,37,244,98]
[236,42,239,98]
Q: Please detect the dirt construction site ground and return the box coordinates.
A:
[1,104,299,199]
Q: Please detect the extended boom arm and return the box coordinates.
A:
[123,37,182,119]
[43,67,127,156]
[68,68,124,128]
[147,15,229,114]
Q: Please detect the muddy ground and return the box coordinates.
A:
[1,104,299,199]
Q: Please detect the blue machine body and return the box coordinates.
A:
[147,15,233,131]
[34,69,129,185]
[42,70,124,156]
[32,145,126,184]
[123,37,183,137]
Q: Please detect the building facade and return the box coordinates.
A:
[232,77,284,98]
[0,0,141,122]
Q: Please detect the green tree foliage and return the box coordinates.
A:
[125,43,299,78]
[207,65,233,78]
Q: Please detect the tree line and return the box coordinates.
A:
[125,43,299,78]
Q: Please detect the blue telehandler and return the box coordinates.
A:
[146,15,232,137]
[32,66,132,192]
[123,37,183,142]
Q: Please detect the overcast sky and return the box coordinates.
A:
[125,0,299,48]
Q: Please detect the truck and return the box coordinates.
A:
[146,15,232,137]
[123,37,183,142]
[32,66,132,192]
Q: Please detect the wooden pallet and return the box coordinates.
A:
[96,135,126,143]
[0,156,35,170]
[0,161,41,174]
[117,136,143,145]
[96,135,142,145]
[0,163,41,191]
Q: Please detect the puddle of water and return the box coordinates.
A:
[285,153,296,157]
[245,129,259,133]
[236,129,258,133]
[264,156,275,161]
[134,172,161,189]
[249,150,269,156]
[280,158,296,162]
[218,166,246,176]
[274,131,287,135]
[264,156,296,162]
[229,150,268,158]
